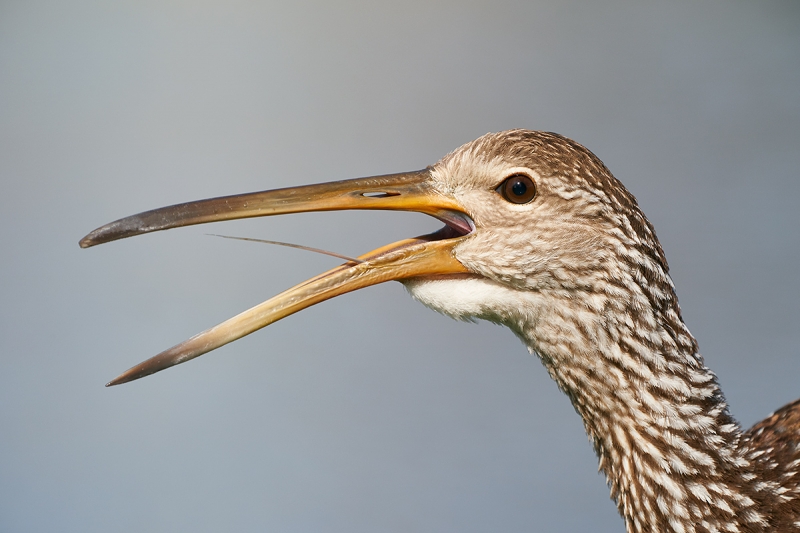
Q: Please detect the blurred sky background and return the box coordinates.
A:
[1,1,799,532]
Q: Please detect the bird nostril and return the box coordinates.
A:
[361,191,399,198]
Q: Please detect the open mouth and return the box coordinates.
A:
[386,212,474,256]
[436,210,475,237]
[80,169,475,385]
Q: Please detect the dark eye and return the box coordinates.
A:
[497,174,536,204]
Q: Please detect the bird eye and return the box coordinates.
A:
[497,174,536,204]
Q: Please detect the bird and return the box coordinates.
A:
[80,130,800,532]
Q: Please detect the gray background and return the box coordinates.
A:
[1,1,799,531]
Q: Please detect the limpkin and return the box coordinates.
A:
[81,130,800,532]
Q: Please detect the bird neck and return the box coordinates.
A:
[524,288,773,532]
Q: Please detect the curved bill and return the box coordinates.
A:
[80,169,472,247]
[79,169,474,386]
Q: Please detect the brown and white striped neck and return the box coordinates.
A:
[406,130,800,532]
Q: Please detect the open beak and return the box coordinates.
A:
[80,169,473,386]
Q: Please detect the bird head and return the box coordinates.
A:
[428,130,666,290]
[81,129,671,385]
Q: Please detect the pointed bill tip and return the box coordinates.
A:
[106,366,144,386]
[79,221,127,248]
[105,365,155,387]
[79,217,152,249]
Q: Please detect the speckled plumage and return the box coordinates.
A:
[405,130,800,532]
[83,129,800,531]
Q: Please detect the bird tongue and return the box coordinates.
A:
[436,211,475,236]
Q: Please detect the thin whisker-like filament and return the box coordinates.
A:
[206,234,363,264]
